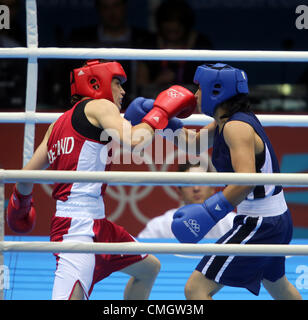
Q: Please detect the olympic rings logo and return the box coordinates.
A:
[105,147,181,223]
[167,88,184,99]
[187,219,200,233]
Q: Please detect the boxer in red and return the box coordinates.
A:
[7,59,196,300]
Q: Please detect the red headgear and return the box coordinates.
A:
[70,60,127,102]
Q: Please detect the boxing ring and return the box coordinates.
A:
[1,0,308,300]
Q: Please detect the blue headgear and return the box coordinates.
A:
[193,63,249,117]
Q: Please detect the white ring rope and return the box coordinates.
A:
[1,170,308,187]
[0,241,307,256]
[1,113,308,127]
[2,47,308,62]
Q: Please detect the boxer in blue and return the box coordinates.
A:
[171,63,302,300]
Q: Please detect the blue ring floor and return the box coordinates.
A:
[3,236,308,300]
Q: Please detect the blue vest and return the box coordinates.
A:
[212,112,282,199]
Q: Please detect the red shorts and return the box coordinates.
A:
[50,216,146,299]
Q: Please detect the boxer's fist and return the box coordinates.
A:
[142,85,196,130]
[124,96,183,131]
[7,186,36,234]
[172,204,216,243]
[172,192,234,243]
[124,97,154,126]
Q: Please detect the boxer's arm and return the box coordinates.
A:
[201,120,217,148]
[7,123,53,234]
[17,123,54,195]
[170,120,217,154]
[86,99,154,150]
[192,120,217,149]
[222,120,256,206]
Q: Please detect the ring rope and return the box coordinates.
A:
[1,113,308,127]
[2,47,308,62]
[1,170,308,186]
[0,241,307,256]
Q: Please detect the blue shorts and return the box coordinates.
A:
[195,210,293,295]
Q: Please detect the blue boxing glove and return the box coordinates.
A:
[124,97,154,126]
[171,191,234,243]
[124,97,183,131]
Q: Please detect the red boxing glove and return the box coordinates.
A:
[6,186,36,234]
[142,85,196,130]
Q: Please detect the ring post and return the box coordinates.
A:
[23,0,39,166]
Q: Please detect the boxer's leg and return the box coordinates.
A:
[121,254,161,300]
